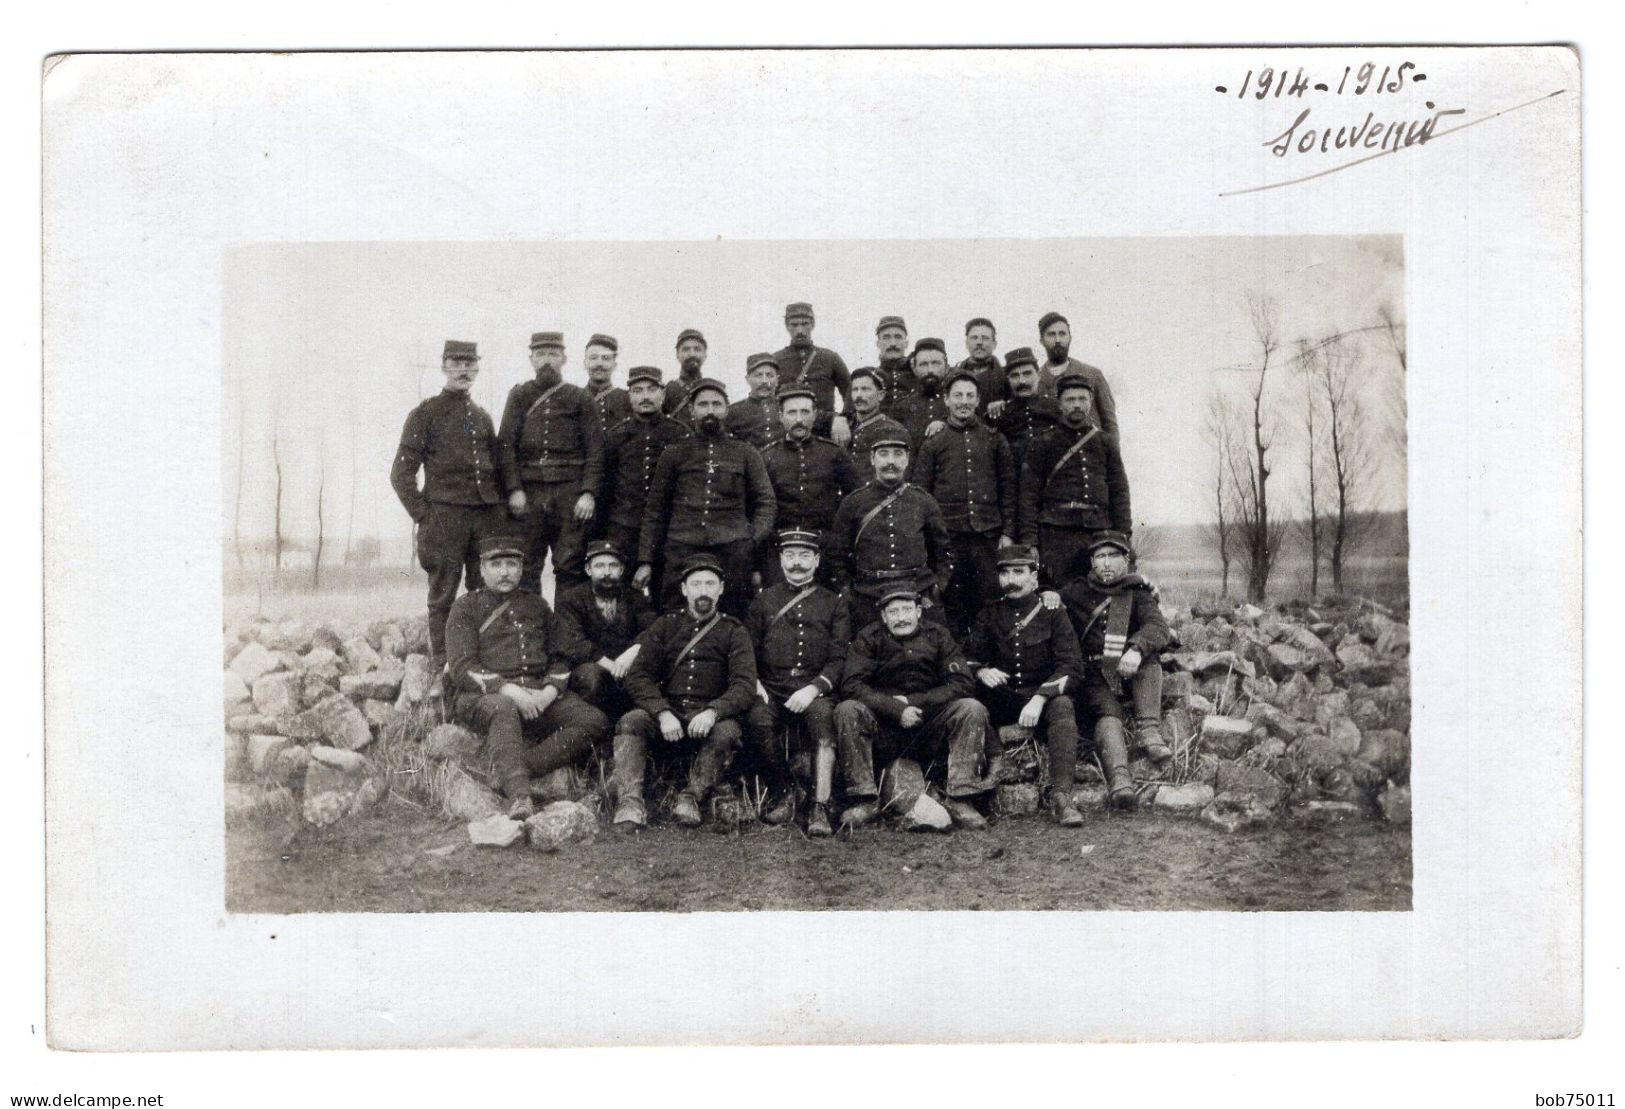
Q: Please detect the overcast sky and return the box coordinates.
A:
[222,235,1404,559]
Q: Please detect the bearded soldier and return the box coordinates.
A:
[1037,311,1119,435]
[554,540,658,718]
[664,328,710,425]
[596,365,689,587]
[890,337,952,447]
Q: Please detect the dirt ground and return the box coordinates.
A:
[226,799,1411,913]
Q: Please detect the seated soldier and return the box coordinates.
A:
[962,545,1088,827]
[743,528,851,837]
[834,588,993,830]
[611,557,759,830]
[444,535,611,820]
[1059,532,1172,810]
[555,540,658,717]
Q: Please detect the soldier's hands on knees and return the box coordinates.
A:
[687,708,718,739]
[830,415,851,446]
[1019,695,1047,729]
[508,490,527,516]
[574,493,596,521]
[658,711,684,744]
[899,705,924,729]
[1118,648,1142,678]
[785,684,819,714]
[502,683,541,720]
[1041,590,1061,610]
[633,564,653,590]
[978,667,1010,689]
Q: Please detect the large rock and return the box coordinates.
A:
[1161,670,1197,707]
[1262,642,1316,678]
[267,618,313,653]
[1293,800,1367,823]
[1374,621,1410,657]
[302,747,384,826]
[879,758,927,815]
[1200,791,1274,832]
[1327,716,1363,756]
[341,637,382,675]
[1176,622,1212,652]
[341,672,404,701]
[468,814,525,848]
[1357,728,1410,779]
[1171,650,1256,680]
[268,743,311,787]
[298,647,343,684]
[246,733,292,774]
[1233,603,1264,624]
[227,712,276,735]
[229,642,279,685]
[1316,765,1365,804]
[1200,715,1256,758]
[1285,733,1343,775]
[298,671,340,710]
[378,624,408,659]
[1274,672,1315,720]
[1070,784,1110,810]
[360,699,403,730]
[304,693,373,751]
[395,654,434,709]
[1241,673,1279,705]
[1161,707,1195,753]
[993,783,1042,816]
[896,792,953,832]
[1378,782,1412,825]
[1245,702,1304,741]
[1313,691,1351,728]
[1153,782,1215,812]
[1247,736,1288,765]
[224,670,253,716]
[525,801,600,851]
[225,782,296,824]
[311,624,345,653]
[1214,761,1289,809]
[1350,695,1386,732]
[443,766,504,821]
[1276,623,1336,665]
[426,723,483,762]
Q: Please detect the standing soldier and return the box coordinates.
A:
[1017,372,1131,585]
[758,382,862,586]
[445,535,611,820]
[774,302,852,445]
[962,545,1088,826]
[956,317,1004,413]
[743,529,851,837]
[913,368,1017,636]
[845,367,910,462]
[583,332,632,429]
[1037,311,1120,435]
[874,315,916,404]
[664,328,710,424]
[1060,532,1173,805]
[834,588,993,830]
[596,365,689,582]
[637,379,777,617]
[828,432,953,633]
[554,540,659,719]
[891,337,952,446]
[498,331,603,594]
[391,339,517,666]
[726,352,785,448]
[990,347,1061,473]
[611,557,759,830]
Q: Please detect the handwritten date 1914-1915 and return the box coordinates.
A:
[1220,62,1423,100]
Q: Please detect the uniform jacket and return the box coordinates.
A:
[662,371,706,423]
[1045,357,1120,436]
[773,343,852,429]
[553,581,658,665]
[963,593,1085,698]
[745,582,852,699]
[847,411,911,464]
[725,394,783,448]
[890,388,951,446]
[954,355,1005,409]
[624,610,758,719]
[638,430,778,563]
[828,481,952,598]
[498,375,605,491]
[992,393,1062,472]
[760,434,863,534]
[877,358,918,406]
[444,587,571,696]
[1017,423,1132,540]
[840,622,974,723]
[1060,573,1171,660]
[391,389,516,520]
[586,383,633,430]
[597,412,691,535]
[912,417,1017,538]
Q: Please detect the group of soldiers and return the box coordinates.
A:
[391,303,1170,835]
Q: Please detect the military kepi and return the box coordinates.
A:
[529,331,565,350]
[784,301,815,321]
[584,539,627,564]
[479,534,525,560]
[1088,531,1133,556]
[995,544,1041,568]
[1056,371,1095,395]
[675,328,708,348]
[868,430,910,451]
[776,382,817,405]
[1003,346,1038,369]
[777,527,822,550]
[627,365,663,386]
[681,555,726,581]
[746,352,780,373]
[587,333,618,351]
[688,378,728,403]
[876,315,907,334]
[443,339,480,361]
[879,586,920,609]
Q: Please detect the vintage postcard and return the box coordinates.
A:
[41,46,1581,1047]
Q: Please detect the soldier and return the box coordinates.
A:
[664,328,710,424]
[845,367,910,462]
[758,382,862,586]
[874,314,916,403]
[583,332,632,429]
[827,432,953,633]
[956,317,1004,413]
[774,302,852,445]
[445,535,611,820]
[891,337,951,446]
[1037,311,1120,435]
[1060,532,1173,805]
[1018,372,1131,586]
[554,540,658,718]
[390,339,517,665]
[726,352,785,448]
[497,331,603,594]
[596,365,689,581]
[611,557,759,829]
[742,529,851,837]
[912,368,1018,636]
[990,347,1061,473]
[636,379,777,617]
[834,588,993,830]
[962,545,1088,826]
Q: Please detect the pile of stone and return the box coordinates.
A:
[990,597,1412,832]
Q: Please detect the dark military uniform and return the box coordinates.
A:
[955,354,1005,411]
[1018,422,1131,584]
[553,579,658,716]
[963,586,1086,797]
[613,608,759,812]
[1061,566,1170,738]
[1043,357,1119,435]
[391,386,516,660]
[847,410,911,463]
[992,392,1062,474]
[663,369,706,426]
[725,392,783,448]
[877,356,918,408]
[595,409,690,571]
[913,417,1018,635]
[758,434,862,584]
[498,372,604,593]
[890,388,950,447]
[638,425,777,616]
[586,382,633,430]
[773,343,851,437]
[445,586,610,802]
[828,479,953,633]
[834,619,990,801]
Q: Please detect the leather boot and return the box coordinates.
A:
[763,790,798,826]
[840,799,879,829]
[1096,717,1138,811]
[609,731,646,808]
[806,803,833,837]
[813,745,835,807]
[1050,791,1085,827]
[1138,717,1172,763]
[670,791,703,827]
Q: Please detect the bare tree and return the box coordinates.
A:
[1310,334,1374,593]
[1202,389,1242,597]
[1377,303,1408,459]
[1295,339,1327,597]
[312,442,327,590]
[271,424,285,577]
[1233,294,1286,601]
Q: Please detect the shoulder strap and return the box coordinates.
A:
[1047,426,1099,480]
[524,381,566,420]
[855,484,909,543]
[671,613,722,670]
[1003,598,1047,640]
[477,599,514,636]
[1077,596,1113,641]
[769,585,819,627]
